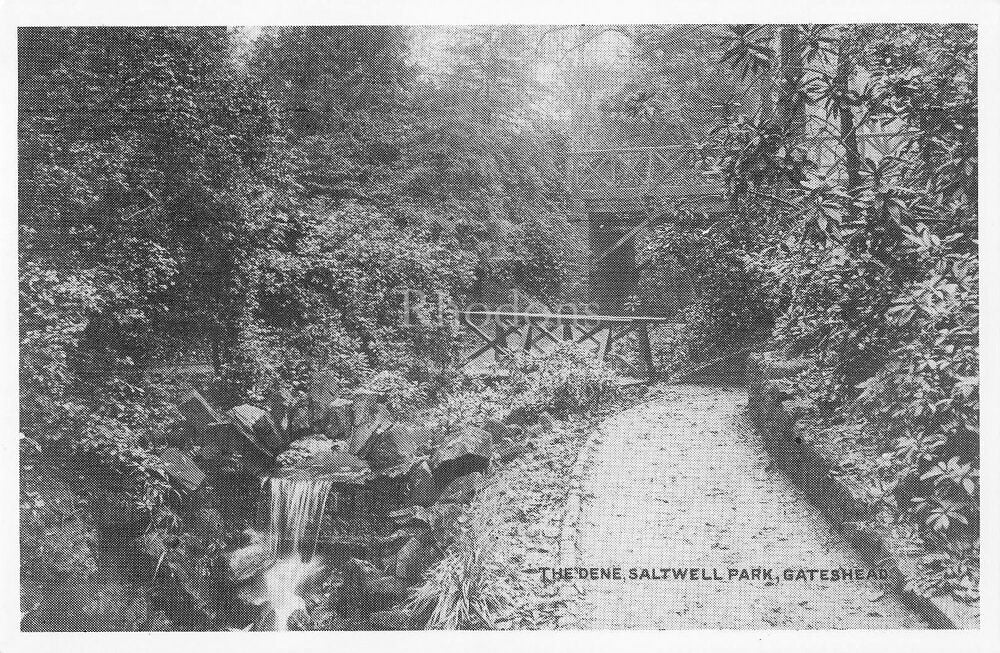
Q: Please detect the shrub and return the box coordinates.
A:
[408,491,520,629]
[499,344,623,420]
[641,226,780,364]
[856,235,978,542]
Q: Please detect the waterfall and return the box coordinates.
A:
[263,555,323,631]
[264,476,334,561]
[257,476,334,630]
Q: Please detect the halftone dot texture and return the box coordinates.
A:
[573,386,926,629]
[21,25,958,632]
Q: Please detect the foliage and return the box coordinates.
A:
[401,26,573,301]
[701,23,978,595]
[600,25,765,147]
[19,26,296,514]
[501,344,623,420]
[430,381,511,433]
[642,225,781,363]
[408,492,521,629]
[249,26,413,205]
[356,370,424,418]
[907,538,979,602]
[855,231,978,539]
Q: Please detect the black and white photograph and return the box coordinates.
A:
[7,7,991,639]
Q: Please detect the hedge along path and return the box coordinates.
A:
[567,385,927,629]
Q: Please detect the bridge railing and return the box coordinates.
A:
[569,144,719,199]
[568,130,915,200]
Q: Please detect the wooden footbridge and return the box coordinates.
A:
[459,128,907,381]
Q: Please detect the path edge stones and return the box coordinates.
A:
[555,416,606,628]
[746,353,978,630]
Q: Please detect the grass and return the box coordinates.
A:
[407,481,522,629]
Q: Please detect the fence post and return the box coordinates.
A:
[646,149,654,195]
[637,321,654,380]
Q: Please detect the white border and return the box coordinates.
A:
[1,2,997,652]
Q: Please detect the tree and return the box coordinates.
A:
[402,25,572,301]
[708,24,978,570]
[19,27,298,510]
[249,26,414,204]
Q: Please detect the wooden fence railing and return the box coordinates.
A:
[459,310,676,381]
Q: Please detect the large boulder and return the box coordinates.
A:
[160,447,206,493]
[347,390,393,454]
[222,540,276,584]
[339,558,409,615]
[436,472,485,505]
[482,419,528,464]
[142,529,215,628]
[228,404,284,453]
[278,450,370,484]
[177,389,225,445]
[394,536,442,582]
[358,423,435,472]
[430,425,492,486]
[404,459,439,507]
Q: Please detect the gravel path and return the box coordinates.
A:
[571,385,926,629]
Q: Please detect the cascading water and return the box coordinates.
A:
[265,476,333,561]
[258,476,334,630]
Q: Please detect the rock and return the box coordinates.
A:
[404,459,439,507]
[347,391,393,454]
[177,389,225,445]
[276,450,369,484]
[763,355,814,380]
[394,536,442,582]
[326,398,354,440]
[539,411,556,432]
[299,605,347,630]
[160,447,206,492]
[426,503,467,548]
[483,419,527,463]
[494,439,528,464]
[228,404,284,453]
[482,418,525,443]
[194,507,224,539]
[204,420,274,470]
[223,541,276,584]
[269,388,311,440]
[436,471,485,505]
[141,530,215,627]
[431,425,492,486]
[358,423,433,472]
[284,608,312,631]
[340,558,409,614]
[389,506,434,529]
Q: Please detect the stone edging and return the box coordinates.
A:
[746,354,978,630]
[554,417,606,628]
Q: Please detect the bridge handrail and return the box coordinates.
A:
[569,130,916,199]
[569,144,692,155]
[461,310,674,323]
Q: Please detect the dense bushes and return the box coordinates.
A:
[857,237,979,539]
[709,24,977,596]
[628,24,977,597]
[18,25,583,630]
[642,225,781,365]
[431,344,624,432]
